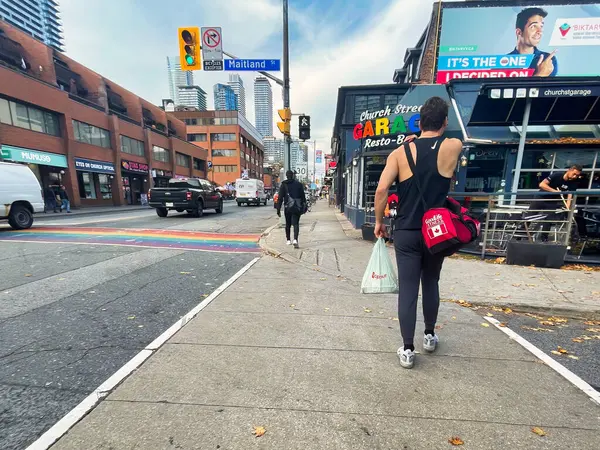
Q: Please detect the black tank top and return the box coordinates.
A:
[395,137,452,230]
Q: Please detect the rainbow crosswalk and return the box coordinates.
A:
[0,227,261,253]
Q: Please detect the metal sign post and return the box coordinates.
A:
[510,97,532,205]
[201,27,223,71]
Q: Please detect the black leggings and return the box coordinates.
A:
[394,229,445,346]
[285,211,301,240]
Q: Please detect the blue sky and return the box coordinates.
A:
[59,0,433,154]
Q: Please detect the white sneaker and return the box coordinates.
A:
[286,240,292,245]
[397,346,415,369]
[423,333,439,353]
[292,239,298,248]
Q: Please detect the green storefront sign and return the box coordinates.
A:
[0,145,68,168]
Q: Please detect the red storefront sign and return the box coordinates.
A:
[122,159,149,174]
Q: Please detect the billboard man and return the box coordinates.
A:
[508,7,558,77]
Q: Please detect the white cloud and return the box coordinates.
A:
[59,0,433,153]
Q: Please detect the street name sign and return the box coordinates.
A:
[201,27,223,71]
[224,59,281,71]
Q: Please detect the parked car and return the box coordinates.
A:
[235,178,267,206]
[0,161,44,229]
[148,177,223,218]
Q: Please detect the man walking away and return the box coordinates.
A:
[276,170,307,248]
[58,185,71,213]
[373,96,463,369]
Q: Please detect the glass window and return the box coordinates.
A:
[200,179,212,190]
[553,150,596,170]
[0,98,10,124]
[98,174,112,199]
[211,133,236,141]
[44,113,60,136]
[121,135,144,156]
[518,171,550,190]
[193,158,205,171]
[73,121,110,147]
[10,102,30,129]
[28,107,44,132]
[176,152,190,167]
[521,150,555,170]
[78,172,97,199]
[184,118,197,125]
[212,149,236,157]
[384,95,399,108]
[214,165,237,173]
[152,145,170,163]
[187,133,207,142]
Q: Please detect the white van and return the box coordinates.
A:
[235,178,267,206]
[0,162,44,229]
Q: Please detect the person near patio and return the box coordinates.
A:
[373,96,463,369]
[276,170,307,249]
[530,165,582,242]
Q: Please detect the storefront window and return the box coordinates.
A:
[1,98,60,136]
[553,150,595,169]
[518,172,549,191]
[98,174,113,199]
[78,172,97,199]
[521,150,555,170]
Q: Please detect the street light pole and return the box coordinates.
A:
[313,139,316,185]
[282,0,291,174]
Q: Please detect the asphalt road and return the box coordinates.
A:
[474,307,600,393]
[0,201,276,450]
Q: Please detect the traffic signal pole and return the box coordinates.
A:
[282,0,291,174]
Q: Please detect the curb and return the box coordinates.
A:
[38,206,152,220]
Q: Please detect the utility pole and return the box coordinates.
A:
[313,139,317,185]
[282,0,291,174]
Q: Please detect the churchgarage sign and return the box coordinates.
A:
[353,103,422,149]
[0,145,68,168]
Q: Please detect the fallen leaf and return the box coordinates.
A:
[202,294,208,298]
[572,338,584,343]
[557,346,568,354]
[58,277,66,281]
[551,350,561,355]
[451,316,457,320]
[180,272,191,275]
[522,326,554,332]
[526,284,537,287]
[364,308,372,313]
[531,427,546,436]
[495,272,500,276]
[448,436,464,446]
[392,317,399,321]
[319,277,327,281]
[583,320,600,326]
[498,323,507,327]
[512,283,521,287]
[481,323,490,327]
[324,308,330,312]
[526,313,544,320]
[491,306,504,312]
[581,335,593,340]
[435,325,442,329]
[24,274,32,277]
[138,325,144,328]
[568,355,579,360]
[486,313,494,317]
[290,304,295,308]
[127,315,136,320]
[503,308,513,314]
[586,328,600,333]
[253,426,266,437]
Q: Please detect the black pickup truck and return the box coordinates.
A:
[148,178,223,218]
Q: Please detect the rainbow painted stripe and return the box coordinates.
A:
[0,227,261,253]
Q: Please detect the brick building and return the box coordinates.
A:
[171,110,264,186]
[0,21,207,208]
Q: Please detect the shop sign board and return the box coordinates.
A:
[353,103,422,150]
[74,158,115,174]
[437,4,600,83]
[1,145,68,168]
[121,159,149,174]
[315,150,323,163]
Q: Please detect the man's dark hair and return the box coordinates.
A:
[286,170,295,180]
[516,7,548,32]
[419,96,449,132]
[571,164,583,172]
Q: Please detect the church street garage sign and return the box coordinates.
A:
[353,104,421,150]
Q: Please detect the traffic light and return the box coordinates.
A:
[178,27,201,70]
[299,115,310,140]
[277,108,291,135]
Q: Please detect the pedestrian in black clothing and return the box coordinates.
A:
[276,170,307,248]
[44,187,58,213]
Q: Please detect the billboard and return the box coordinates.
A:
[315,150,323,163]
[436,3,600,84]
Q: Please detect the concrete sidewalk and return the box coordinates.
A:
[50,202,600,449]
[262,201,600,319]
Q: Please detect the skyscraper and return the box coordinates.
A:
[0,0,63,51]
[213,83,238,111]
[254,76,273,138]
[227,74,246,117]
[263,136,284,165]
[177,86,207,111]
[167,56,193,105]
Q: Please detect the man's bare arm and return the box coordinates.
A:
[539,179,559,193]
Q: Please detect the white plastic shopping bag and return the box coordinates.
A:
[360,238,399,294]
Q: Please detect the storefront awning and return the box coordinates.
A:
[447,77,600,142]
